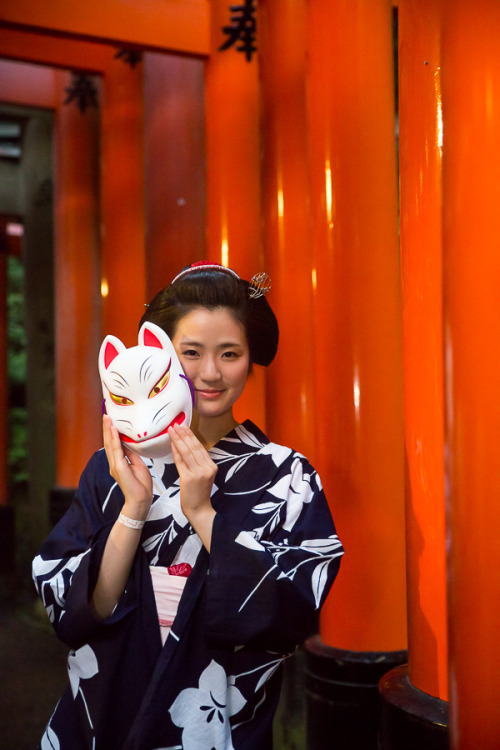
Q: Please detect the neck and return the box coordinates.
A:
[190,412,239,450]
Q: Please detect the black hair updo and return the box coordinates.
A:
[139,265,279,367]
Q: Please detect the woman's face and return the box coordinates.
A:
[171,307,250,421]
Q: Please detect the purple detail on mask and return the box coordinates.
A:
[180,374,195,407]
[101,399,107,415]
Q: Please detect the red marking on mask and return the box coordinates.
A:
[104,341,120,369]
[120,412,185,444]
[144,328,163,349]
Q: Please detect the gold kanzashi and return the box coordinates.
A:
[249,272,271,299]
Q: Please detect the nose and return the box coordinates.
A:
[200,355,222,382]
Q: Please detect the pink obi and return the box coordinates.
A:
[150,563,191,645]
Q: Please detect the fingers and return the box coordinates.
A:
[168,424,217,522]
[168,423,215,473]
[103,416,136,466]
[168,422,194,461]
[168,424,218,491]
[102,413,115,444]
[103,415,123,469]
[103,414,145,480]
[168,421,197,448]
[103,416,153,506]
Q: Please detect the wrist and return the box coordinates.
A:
[121,502,150,523]
[185,505,216,526]
[185,507,216,553]
[118,513,145,530]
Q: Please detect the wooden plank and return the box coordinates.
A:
[0,0,210,57]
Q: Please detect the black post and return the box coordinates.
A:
[305,635,407,750]
[0,505,15,574]
[378,664,449,750]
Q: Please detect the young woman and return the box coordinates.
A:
[33,262,344,750]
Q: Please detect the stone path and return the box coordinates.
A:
[0,602,68,750]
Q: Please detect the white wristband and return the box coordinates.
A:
[118,513,145,530]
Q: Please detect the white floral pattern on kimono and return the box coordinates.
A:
[33,420,343,750]
[170,660,245,750]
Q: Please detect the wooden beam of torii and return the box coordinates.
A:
[0,0,210,60]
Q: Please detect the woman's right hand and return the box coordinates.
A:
[103,415,153,520]
[92,416,153,620]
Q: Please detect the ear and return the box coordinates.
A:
[138,322,172,351]
[98,335,126,375]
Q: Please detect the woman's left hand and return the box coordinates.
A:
[168,422,218,550]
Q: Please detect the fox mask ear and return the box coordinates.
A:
[98,335,126,376]
[142,326,163,349]
[138,322,173,351]
[104,341,120,368]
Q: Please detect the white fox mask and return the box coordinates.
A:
[99,322,194,459]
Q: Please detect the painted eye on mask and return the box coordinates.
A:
[149,366,171,398]
[109,392,134,406]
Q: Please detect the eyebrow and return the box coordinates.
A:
[179,338,245,349]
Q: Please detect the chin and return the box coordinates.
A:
[196,403,232,419]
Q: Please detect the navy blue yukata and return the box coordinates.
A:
[33,420,344,750]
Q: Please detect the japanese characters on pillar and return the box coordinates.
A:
[206,0,265,428]
[54,70,102,488]
[63,73,99,112]
[219,0,257,62]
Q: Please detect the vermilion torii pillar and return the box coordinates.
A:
[306,0,407,746]
[205,0,261,278]
[398,0,448,699]
[143,52,206,298]
[54,70,102,491]
[308,0,406,648]
[441,0,500,746]
[205,0,266,429]
[378,1,449,746]
[258,0,318,458]
[100,53,147,345]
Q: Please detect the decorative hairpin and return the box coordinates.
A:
[249,272,272,299]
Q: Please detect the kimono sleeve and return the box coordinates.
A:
[205,454,344,653]
[32,450,135,649]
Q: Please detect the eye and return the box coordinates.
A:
[109,392,134,406]
[149,367,171,398]
[181,349,200,358]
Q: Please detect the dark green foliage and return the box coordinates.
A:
[7,256,27,485]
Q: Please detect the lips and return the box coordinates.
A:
[196,389,225,398]
[120,412,186,444]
